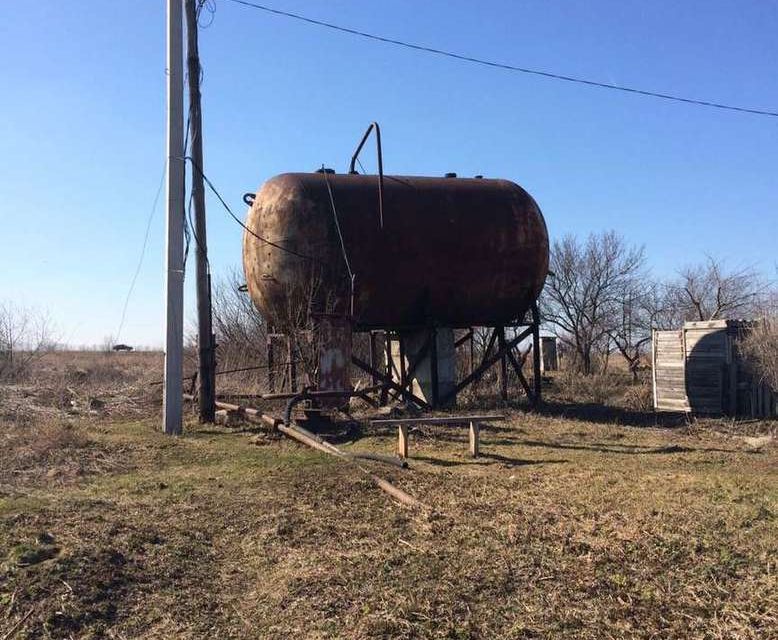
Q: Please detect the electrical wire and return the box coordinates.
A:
[185,129,211,273]
[185,156,320,262]
[321,166,357,318]
[149,360,303,386]
[224,0,778,118]
[115,161,166,342]
[197,0,216,28]
[321,167,353,280]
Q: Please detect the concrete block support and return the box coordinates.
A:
[388,328,456,407]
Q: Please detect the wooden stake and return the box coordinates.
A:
[398,424,409,459]
[469,421,480,458]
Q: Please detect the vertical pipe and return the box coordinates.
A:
[469,328,474,375]
[368,331,378,386]
[381,330,392,405]
[532,302,542,404]
[498,327,508,402]
[430,327,439,408]
[163,0,184,436]
[266,333,275,393]
[288,335,297,392]
[398,335,407,391]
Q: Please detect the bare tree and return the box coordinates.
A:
[607,281,668,383]
[541,231,646,375]
[0,301,55,380]
[668,257,766,321]
[211,267,267,369]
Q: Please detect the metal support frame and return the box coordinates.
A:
[352,355,431,409]
[440,317,541,406]
[260,307,543,410]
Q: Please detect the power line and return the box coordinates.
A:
[115,161,167,342]
[185,156,320,262]
[224,0,778,118]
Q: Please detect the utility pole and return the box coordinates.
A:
[184,0,216,422]
[163,0,185,435]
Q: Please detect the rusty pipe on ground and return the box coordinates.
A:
[184,394,420,505]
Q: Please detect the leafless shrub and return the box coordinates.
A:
[210,264,344,393]
[263,264,341,389]
[740,318,778,392]
[621,381,653,412]
[553,369,629,405]
[0,301,55,381]
[211,267,267,376]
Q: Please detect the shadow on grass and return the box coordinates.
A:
[534,400,688,429]
[411,453,569,468]
[515,439,746,455]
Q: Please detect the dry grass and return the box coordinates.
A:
[1,420,775,637]
[1,352,777,638]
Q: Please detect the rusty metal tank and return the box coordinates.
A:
[243,172,549,329]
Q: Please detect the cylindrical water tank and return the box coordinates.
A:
[243,172,549,329]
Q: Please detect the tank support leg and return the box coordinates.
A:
[429,327,439,407]
[266,332,275,393]
[498,326,508,402]
[368,331,379,387]
[287,335,297,393]
[531,302,542,405]
[442,325,532,406]
[380,331,392,405]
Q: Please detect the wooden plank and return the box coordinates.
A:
[398,424,409,459]
[469,421,480,458]
[654,328,687,411]
[656,399,690,411]
[655,374,686,384]
[656,393,687,402]
[655,371,685,381]
[372,415,505,426]
[657,383,686,391]
[684,320,730,330]
[652,330,658,409]
[656,388,686,396]
[685,332,726,354]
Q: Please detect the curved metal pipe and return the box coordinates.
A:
[349,121,385,228]
[284,387,313,427]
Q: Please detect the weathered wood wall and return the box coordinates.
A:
[652,320,775,417]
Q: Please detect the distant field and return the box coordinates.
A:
[1,352,776,639]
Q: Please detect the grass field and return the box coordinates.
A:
[1,353,777,638]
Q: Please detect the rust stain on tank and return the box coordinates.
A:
[243,172,549,329]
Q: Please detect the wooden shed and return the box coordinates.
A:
[652,320,775,417]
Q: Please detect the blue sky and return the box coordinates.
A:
[1,1,776,347]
